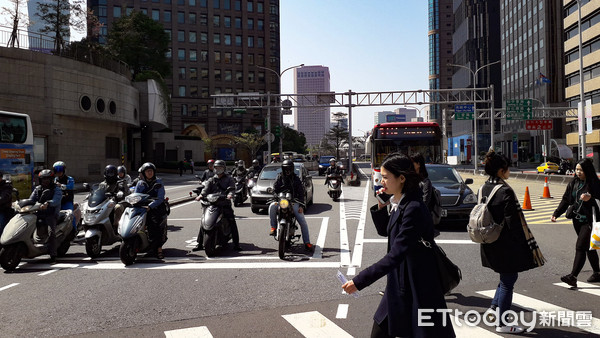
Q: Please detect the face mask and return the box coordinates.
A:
[215,167,225,175]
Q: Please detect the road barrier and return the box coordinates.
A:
[522,186,534,211]
[541,177,553,199]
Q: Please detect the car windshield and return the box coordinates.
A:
[259,166,301,180]
[427,166,463,185]
[319,156,334,164]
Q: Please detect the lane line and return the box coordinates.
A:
[170,216,329,221]
[336,304,349,319]
[350,183,371,268]
[450,315,502,337]
[554,282,600,297]
[0,283,19,291]
[362,239,476,244]
[164,326,213,338]
[38,269,59,276]
[347,267,356,276]
[339,191,351,267]
[312,217,328,259]
[78,261,342,270]
[282,311,352,338]
[170,201,196,210]
[477,289,600,334]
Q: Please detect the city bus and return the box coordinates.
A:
[369,122,442,193]
[0,111,34,198]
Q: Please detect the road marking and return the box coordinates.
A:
[312,217,328,259]
[350,183,371,268]
[38,269,59,276]
[165,185,196,191]
[164,326,213,338]
[450,315,501,337]
[477,289,600,334]
[282,311,352,338]
[170,201,196,210]
[554,282,600,297]
[75,261,341,270]
[362,239,476,244]
[336,304,349,319]
[339,191,351,267]
[0,283,19,291]
[347,267,356,276]
[169,216,329,221]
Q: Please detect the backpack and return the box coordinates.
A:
[467,184,504,244]
[430,187,443,225]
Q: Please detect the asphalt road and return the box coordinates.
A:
[0,166,599,337]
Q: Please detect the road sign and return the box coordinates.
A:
[233,108,246,113]
[264,132,274,142]
[525,120,553,130]
[281,108,292,115]
[454,112,473,120]
[454,104,473,112]
[506,99,533,120]
[281,99,292,109]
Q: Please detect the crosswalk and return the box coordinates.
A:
[522,197,571,225]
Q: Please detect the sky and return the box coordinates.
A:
[279,1,430,136]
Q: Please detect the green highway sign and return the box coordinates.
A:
[233,108,246,113]
[454,112,473,120]
[506,99,533,120]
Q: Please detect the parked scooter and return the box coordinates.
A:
[558,158,574,175]
[0,197,74,271]
[233,174,248,207]
[326,174,343,201]
[272,192,300,259]
[81,183,123,258]
[118,191,169,265]
[198,193,233,257]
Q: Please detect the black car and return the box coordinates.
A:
[426,164,476,224]
[249,163,314,213]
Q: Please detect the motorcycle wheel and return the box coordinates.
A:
[278,225,288,260]
[85,236,101,258]
[203,229,217,257]
[0,243,23,271]
[56,234,72,257]
[119,238,137,266]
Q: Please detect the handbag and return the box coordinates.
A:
[420,238,462,294]
[590,200,600,250]
[565,205,575,219]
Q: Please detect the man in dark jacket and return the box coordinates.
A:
[31,169,63,262]
[99,165,130,231]
[324,158,344,185]
[267,160,313,252]
[0,174,14,234]
[192,160,241,251]
[199,159,216,182]
[246,159,262,179]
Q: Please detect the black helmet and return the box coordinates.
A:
[117,165,127,176]
[38,169,54,186]
[237,160,244,168]
[104,165,118,183]
[139,162,157,180]
[252,159,259,166]
[214,160,226,175]
[281,159,294,176]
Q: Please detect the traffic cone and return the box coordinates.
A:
[522,186,534,211]
[541,177,553,199]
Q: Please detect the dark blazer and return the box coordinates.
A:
[553,177,600,223]
[352,190,455,338]
[480,178,536,273]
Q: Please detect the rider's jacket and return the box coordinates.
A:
[273,173,305,206]
[247,165,262,178]
[201,174,235,196]
[200,169,215,182]
[29,183,62,216]
[325,166,343,176]
[55,175,75,204]
[231,168,248,178]
[99,180,129,201]
[134,178,165,209]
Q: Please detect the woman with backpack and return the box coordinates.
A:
[480,150,542,334]
[551,158,600,287]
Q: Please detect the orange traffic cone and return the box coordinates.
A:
[541,177,553,198]
[522,186,534,211]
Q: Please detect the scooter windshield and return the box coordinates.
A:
[88,187,108,207]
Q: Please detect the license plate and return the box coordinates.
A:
[441,209,447,217]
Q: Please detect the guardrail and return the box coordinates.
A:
[456,169,573,185]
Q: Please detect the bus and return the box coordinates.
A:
[369,122,443,193]
[0,111,34,198]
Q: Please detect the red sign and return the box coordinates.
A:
[525,119,553,130]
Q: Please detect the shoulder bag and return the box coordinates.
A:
[419,238,462,294]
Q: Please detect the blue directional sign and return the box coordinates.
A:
[455,104,474,113]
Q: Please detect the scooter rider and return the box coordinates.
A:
[324,158,344,185]
[117,165,132,187]
[200,159,216,182]
[193,160,241,251]
[134,162,168,259]
[53,161,75,229]
[268,160,313,252]
[0,173,14,235]
[30,169,62,262]
[99,165,129,231]
[247,159,262,178]
[231,160,248,177]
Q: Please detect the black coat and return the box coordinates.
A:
[352,190,455,338]
[480,178,537,273]
[553,177,600,223]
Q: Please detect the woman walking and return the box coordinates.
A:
[411,153,433,208]
[341,153,454,338]
[480,150,542,334]
[552,158,600,287]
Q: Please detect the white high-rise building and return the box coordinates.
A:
[294,65,330,146]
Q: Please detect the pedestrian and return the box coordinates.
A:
[341,153,454,337]
[190,159,194,175]
[480,150,543,334]
[552,158,600,287]
[410,153,433,208]
[178,160,184,176]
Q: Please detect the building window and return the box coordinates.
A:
[215,69,221,81]
[190,105,198,116]
[214,51,221,63]
[106,137,120,159]
[224,34,231,45]
[248,72,254,83]
[257,37,264,48]
[178,11,185,23]
[257,54,264,65]
[224,16,231,28]
[201,50,208,62]
[248,53,254,65]
[152,9,159,20]
[190,86,198,97]
[113,7,121,17]
[214,33,220,44]
[258,72,265,84]
[213,0,219,8]
[189,31,196,43]
[224,52,232,63]
[247,36,254,47]
[200,14,207,25]
[164,29,171,41]
[179,67,186,79]
[179,86,186,96]
[235,17,242,29]
[164,10,171,22]
[235,53,242,64]
[213,15,220,27]
[247,0,253,12]
[247,18,253,30]
[200,0,207,7]
[201,68,209,79]
[235,35,242,46]
[178,30,185,42]
[189,12,196,24]
[257,19,264,30]
[190,50,197,61]
[201,87,209,98]
[257,2,263,13]
[234,0,241,10]
[225,70,232,81]
[201,32,207,44]
[178,49,185,60]
[182,104,188,115]
[236,71,243,82]
[190,67,198,79]
[189,0,196,5]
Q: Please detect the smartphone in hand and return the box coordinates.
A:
[376,189,391,204]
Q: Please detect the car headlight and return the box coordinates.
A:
[279,199,290,209]
[463,193,477,204]
[319,165,324,168]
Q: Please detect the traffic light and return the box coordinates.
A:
[274,125,281,137]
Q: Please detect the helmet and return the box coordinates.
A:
[237,160,244,168]
[329,158,337,164]
[53,161,66,174]
[139,162,157,180]
[207,159,215,167]
[252,159,259,166]
[117,165,127,176]
[38,169,54,186]
[214,160,226,175]
[281,159,294,176]
[104,165,118,183]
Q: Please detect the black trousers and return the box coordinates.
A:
[571,221,600,276]
[147,204,168,248]
[197,206,239,246]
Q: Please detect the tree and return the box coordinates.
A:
[36,0,86,54]
[1,0,30,48]
[107,11,171,78]
[202,137,214,159]
[233,132,265,160]
[326,125,349,159]
[281,127,307,154]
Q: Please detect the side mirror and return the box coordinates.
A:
[83,183,90,191]
[465,178,474,184]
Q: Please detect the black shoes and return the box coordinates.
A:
[561,274,577,287]
[304,243,314,253]
[587,272,600,283]
[192,243,203,252]
[233,244,242,251]
[49,256,57,264]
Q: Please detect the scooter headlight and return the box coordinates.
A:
[279,199,290,209]
[125,194,142,205]
[207,194,219,203]
[84,209,101,223]
[330,180,338,185]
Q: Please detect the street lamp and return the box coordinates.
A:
[448,60,500,174]
[256,63,304,157]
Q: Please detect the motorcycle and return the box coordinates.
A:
[272,192,300,259]
[0,196,74,271]
[326,174,343,200]
[118,190,169,266]
[233,174,248,207]
[81,183,123,258]
[198,193,233,257]
[558,159,574,175]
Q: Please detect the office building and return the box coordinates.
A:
[373,109,417,124]
[294,65,330,145]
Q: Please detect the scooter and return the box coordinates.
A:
[198,193,233,257]
[559,159,574,175]
[326,174,343,200]
[118,191,169,266]
[233,174,248,207]
[81,183,123,258]
[273,192,300,260]
[0,197,74,271]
